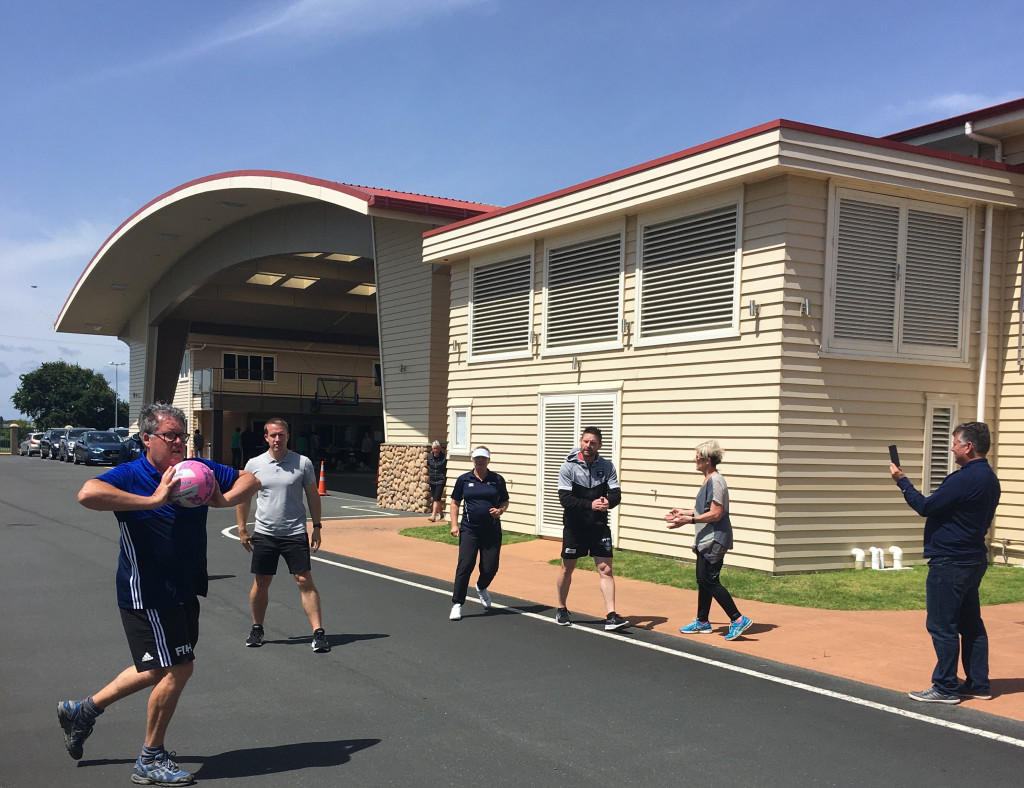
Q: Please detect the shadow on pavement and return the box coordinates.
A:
[194,738,382,779]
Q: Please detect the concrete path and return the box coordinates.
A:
[316,515,1024,723]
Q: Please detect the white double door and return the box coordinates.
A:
[536,391,620,540]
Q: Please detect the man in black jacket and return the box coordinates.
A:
[554,426,629,631]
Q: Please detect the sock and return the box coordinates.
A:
[141,744,165,764]
[81,696,103,721]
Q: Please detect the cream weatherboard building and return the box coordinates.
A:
[57,99,1024,573]
[423,100,1024,573]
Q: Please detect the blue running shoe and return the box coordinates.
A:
[679,619,712,634]
[57,700,95,760]
[724,615,753,641]
[131,751,194,785]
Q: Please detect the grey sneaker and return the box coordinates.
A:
[245,625,264,647]
[311,628,331,653]
[956,683,992,700]
[57,700,95,761]
[909,687,960,704]
[555,607,572,626]
[604,612,631,631]
[476,583,492,609]
[131,750,194,785]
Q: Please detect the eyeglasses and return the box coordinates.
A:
[149,432,189,444]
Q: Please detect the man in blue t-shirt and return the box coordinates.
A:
[891,420,1001,706]
[56,403,259,786]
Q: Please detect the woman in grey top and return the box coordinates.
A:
[665,441,753,641]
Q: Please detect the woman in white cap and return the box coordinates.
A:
[426,440,447,522]
[447,446,509,621]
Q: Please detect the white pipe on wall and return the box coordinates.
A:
[977,203,994,422]
[889,546,903,570]
[851,548,865,570]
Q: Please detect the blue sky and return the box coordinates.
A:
[1,0,1021,421]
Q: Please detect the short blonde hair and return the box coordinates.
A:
[695,440,724,466]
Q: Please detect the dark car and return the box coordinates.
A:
[73,431,124,466]
[108,427,130,440]
[59,427,94,462]
[19,432,43,456]
[39,428,68,460]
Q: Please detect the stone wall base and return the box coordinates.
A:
[377,443,431,512]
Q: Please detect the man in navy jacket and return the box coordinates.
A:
[891,421,1000,705]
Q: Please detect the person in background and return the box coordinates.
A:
[193,429,204,459]
[448,447,509,621]
[891,421,1000,704]
[427,440,447,522]
[231,427,242,470]
[665,440,752,641]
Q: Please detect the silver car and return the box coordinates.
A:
[58,427,94,462]
[19,432,43,456]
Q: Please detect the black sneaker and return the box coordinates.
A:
[908,686,960,704]
[956,683,992,700]
[57,701,95,760]
[311,628,331,653]
[555,608,572,626]
[604,612,631,631]
[245,625,264,648]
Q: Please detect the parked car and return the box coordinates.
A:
[108,427,130,439]
[39,428,67,460]
[19,432,43,456]
[73,431,124,466]
[59,427,94,462]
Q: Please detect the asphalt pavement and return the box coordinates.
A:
[2,455,1024,787]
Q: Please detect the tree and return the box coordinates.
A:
[12,361,122,429]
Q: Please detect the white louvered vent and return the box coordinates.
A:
[470,255,532,358]
[539,401,577,536]
[834,198,899,344]
[903,210,965,349]
[927,404,955,493]
[639,206,737,339]
[545,235,621,348]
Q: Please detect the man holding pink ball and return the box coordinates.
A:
[59,402,260,786]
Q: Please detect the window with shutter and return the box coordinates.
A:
[826,189,969,362]
[469,255,533,360]
[637,204,739,343]
[544,233,622,352]
[449,407,470,455]
[537,392,619,538]
[925,399,956,494]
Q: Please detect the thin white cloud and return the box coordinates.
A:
[880,91,1022,129]
[0,220,107,278]
[0,343,42,354]
[0,362,11,379]
[87,0,491,80]
[57,346,84,358]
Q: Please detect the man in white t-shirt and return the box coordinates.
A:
[236,418,330,653]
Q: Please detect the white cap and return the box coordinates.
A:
[471,447,490,459]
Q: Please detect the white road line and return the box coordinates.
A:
[220,526,1024,749]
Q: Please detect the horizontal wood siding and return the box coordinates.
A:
[375,217,443,444]
[447,182,786,572]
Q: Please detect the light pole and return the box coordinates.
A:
[109,362,125,429]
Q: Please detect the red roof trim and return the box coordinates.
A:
[424,118,1019,240]
[884,97,1024,141]
[57,170,498,328]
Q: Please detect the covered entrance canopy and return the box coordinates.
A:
[55,171,496,462]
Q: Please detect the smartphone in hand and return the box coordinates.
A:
[888,444,900,467]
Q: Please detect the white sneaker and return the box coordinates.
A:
[449,603,462,621]
[476,583,491,609]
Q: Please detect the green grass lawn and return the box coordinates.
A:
[398,525,1023,611]
[550,550,1024,611]
[399,524,538,547]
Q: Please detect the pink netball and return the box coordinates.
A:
[170,460,216,508]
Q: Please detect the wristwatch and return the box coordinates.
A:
[312,523,322,529]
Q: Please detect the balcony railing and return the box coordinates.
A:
[192,369,382,412]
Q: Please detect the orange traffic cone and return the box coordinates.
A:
[317,460,329,496]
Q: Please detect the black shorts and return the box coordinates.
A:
[250,532,312,576]
[120,600,200,672]
[430,484,445,502]
[561,525,614,560]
